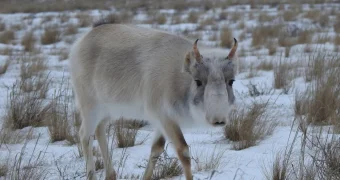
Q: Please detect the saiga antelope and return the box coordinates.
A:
[69,23,238,180]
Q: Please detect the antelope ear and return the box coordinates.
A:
[184,51,194,73]
[226,38,238,60]
[183,39,202,73]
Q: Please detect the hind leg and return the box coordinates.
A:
[79,107,103,180]
[95,120,116,180]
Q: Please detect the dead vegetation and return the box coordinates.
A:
[112,119,145,148]
[4,81,50,129]
[150,145,183,180]
[0,59,10,75]
[273,58,292,93]
[224,101,277,150]
[252,24,282,48]
[21,31,35,52]
[47,78,79,144]
[191,146,226,171]
[0,30,15,44]
[41,27,60,45]
[220,27,233,48]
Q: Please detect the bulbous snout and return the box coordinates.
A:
[211,117,226,126]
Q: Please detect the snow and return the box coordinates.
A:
[0,2,339,180]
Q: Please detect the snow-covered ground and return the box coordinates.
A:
[0,3,339,180]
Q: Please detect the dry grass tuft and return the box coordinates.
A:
[282,10,297,21]
[0,30,15,44]
[113,119,142,148]
[297,30,313,44]
[0,59,10,75]
[21,31,35,52]
[334,35,340,46]
[4,81,50,129]
[0,161,8,177]
[220,27,233,48]
[64,24,78,35]
[263,151,291,180]
[47,80,78,144]
[334,18,340,33]
[298,53,340,125]
[155,14,167,25]
[224,102,277,150]
[258,12,275,22]
[76,13,93,27]
[152,147,183,180]
[252,25,282,48]
[191,146,226,171]
[41,27,60,45]
[187,11,199,23]
[0,20,5,31]
[273,58,291,92]
[257,60,273,71]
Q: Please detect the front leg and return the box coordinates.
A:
[160,119,193,180]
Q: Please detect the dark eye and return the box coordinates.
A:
[228,79,235,86]
[195,80,202,87]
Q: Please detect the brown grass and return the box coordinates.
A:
[113,119,141,148]
[20,56,47,80]
[299,53,340,125]
[0,21,5,31]
[282,10,297,21]
[0,30,15,44]
[230,12,242,22]
[4,81,50,129]
[64,24,78,35]
[155,14,167,24]
[21,31,35,52]
[334,35,340,46]
[319,13,329,27]
[304,10,321,22]
[334,18,340,33]
[273,58,291,92]
[257,60,274,71]
[41,27,60,45]
[258,12,275,22]
[224,102,277,150]
[0,59,10,75]
[220,27,233,48]
[252,24,282,48]
[187,11,199,23]
[151,147,183,180]
[297,30,313,44]
[191,145,226,171]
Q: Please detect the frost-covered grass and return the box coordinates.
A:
[0,2,339,180]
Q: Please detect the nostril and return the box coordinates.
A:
[214,121,226,126]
